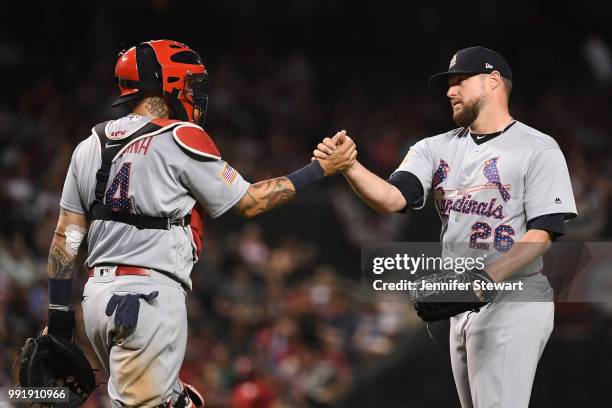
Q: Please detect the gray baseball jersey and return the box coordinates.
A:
[60,114,250,289]
[394,120,577,280]
[395,120,577,408]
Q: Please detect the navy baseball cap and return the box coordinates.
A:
[429,46,513,86]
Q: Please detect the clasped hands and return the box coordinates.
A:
[312,130,357,176]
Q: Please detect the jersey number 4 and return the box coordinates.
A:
[470,222,515,252]
[105,162,133,211]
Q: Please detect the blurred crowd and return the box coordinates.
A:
[1,1,612,407]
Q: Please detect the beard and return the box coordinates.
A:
[452,97,484,127]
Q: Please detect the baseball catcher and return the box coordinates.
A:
[25,38,354,407]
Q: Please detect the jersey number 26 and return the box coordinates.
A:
[470,222,515,252]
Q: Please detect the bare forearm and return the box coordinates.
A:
[235,177,296,218]
[47,208,88,310]
[48,236,77,279]
[485,229,552,282]
[343,161,407,213]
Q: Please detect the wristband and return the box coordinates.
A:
[48,278,73,306]
[48,309,75,339]
[286,161,325,193]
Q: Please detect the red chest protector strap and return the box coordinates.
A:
[90,120,191,230]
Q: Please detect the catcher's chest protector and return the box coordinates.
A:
[90,119,192,230]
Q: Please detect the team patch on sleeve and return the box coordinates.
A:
[218,162,238,184]
[173,124,221,160]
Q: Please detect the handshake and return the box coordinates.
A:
[312,130,358,176]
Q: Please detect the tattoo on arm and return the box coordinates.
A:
[253,178,296,210]
[47,240,75,279]
[234,177,296,217]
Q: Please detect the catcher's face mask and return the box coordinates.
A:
[183,72,209,127]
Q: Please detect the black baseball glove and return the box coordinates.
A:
[409,269,497,323]
[19,310,96,407]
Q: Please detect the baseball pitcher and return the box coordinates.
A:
[314,46,577,408]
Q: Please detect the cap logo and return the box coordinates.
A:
[485,63,493,69]
[449,54,457,69]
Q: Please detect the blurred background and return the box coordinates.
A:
[1,1,611,407]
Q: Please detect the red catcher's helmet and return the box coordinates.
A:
[112,39,209,126]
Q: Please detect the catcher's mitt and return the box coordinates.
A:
[19,310,96,407]
[409,269,497,323]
